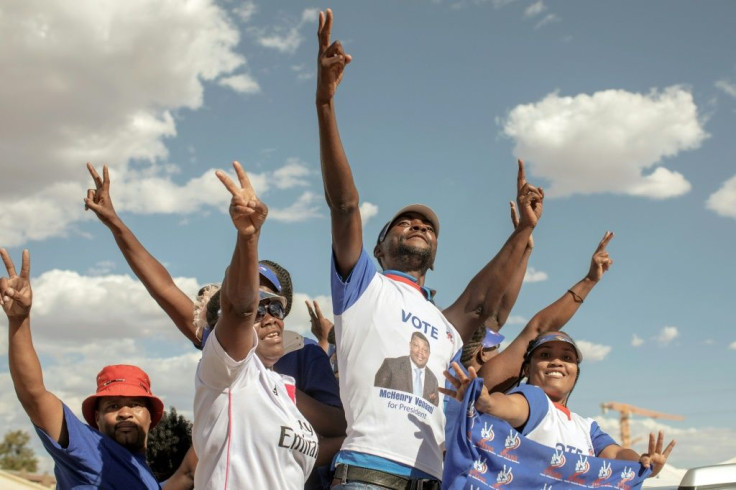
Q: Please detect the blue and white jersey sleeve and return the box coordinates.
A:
[331,247,377,315]
[508,383,549,433]
[508,384,613,457]
[590,420,617,456]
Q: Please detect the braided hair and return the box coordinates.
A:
[459,323,487,369]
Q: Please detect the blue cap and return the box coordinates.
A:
[482,330,505,349]
[526,332,583,362]
[259,264,282,293]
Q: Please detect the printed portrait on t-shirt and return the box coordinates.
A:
[373,331,439,406]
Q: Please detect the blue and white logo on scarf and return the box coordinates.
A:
[442,378,652,489]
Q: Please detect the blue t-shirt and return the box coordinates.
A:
[35,404,160,489]
[274,343,342,408]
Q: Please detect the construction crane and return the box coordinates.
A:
[600,402,684,448]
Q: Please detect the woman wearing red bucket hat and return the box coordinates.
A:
[1,249,163,489]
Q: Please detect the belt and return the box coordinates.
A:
[333,463,441,490]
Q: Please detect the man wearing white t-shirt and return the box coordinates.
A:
[316,9,544,488]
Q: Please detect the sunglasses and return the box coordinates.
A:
[256,300,286,321]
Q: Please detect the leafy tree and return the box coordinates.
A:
[146,407,192,482]
[0,429,38,472]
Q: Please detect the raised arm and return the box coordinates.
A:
[316,9,361,278]
[492,201,534,330]
[1,249,66,444]
[443,160,542,342]
[479,231,615,393]
[213,162,265,361]
[84,164,197,344]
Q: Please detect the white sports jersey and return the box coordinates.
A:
[193,328,317,490]
[332,249,463,479]
[510,384,616,456]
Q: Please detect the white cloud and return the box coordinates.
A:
[715,79,736,98]
[252,9,318,55]
[534,13,560,29]
[267,192,322,223]
[0,158,316,247]
[233,1,258,22]
[488,0,519,8]
[631,334,644,347]
[218,74,261,94]
[594,417,736,469]
[31,269,201,342]
[576,340,611,361]
[501,86,708,199]
[360,202,380,225]
[272,159,311,190]
[0,1,245,246]
[86,260,116,276]
[0,182,86,246]
[729,341,736,350]
[523,266,548,283]
[505,315,527,326]
[524,1,547,18]
[706,175,736,219]
[656,325,679,345]
[292,64,314,81]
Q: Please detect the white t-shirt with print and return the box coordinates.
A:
[332,249,463,479]
[193,328,318,490]
[510,384,616,456]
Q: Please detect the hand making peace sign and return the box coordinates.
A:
[216,161,268,237]
[0,249,32,321]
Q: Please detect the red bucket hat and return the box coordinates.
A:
[81,365,165,429]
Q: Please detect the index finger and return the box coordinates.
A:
[313,300,324,318]
[318,9,333,49]
[102,164,111,192]
[305,300,316,318]
[215,170,240,197]
[0,249,17,278]
[595,231,614,253]
[654,431,664,454]
[662,439,676,458]
[20,249,30,280]
[517,159,526,192]
[232,161,255,195]
[87,162,103,189]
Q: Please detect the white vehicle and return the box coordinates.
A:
[645,463,736,489]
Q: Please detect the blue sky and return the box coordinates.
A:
[1,0,735,474]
